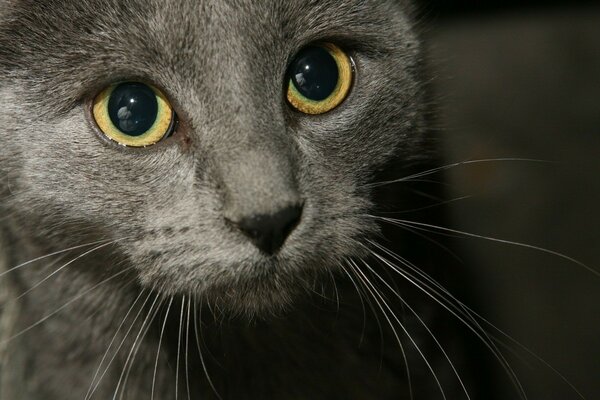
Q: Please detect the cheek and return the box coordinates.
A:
[293,69,423,175]
[16,111,195,232]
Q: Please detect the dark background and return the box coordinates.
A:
[416,1,600,399]
[420,0,598,17]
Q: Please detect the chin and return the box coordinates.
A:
[139,257,325,318]
[194,269,324,319]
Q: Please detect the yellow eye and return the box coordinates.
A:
[286,43,353,115]
[92,82,175,147]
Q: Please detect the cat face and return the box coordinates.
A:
[0,0,426,313]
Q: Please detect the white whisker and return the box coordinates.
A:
[327,269,340,312]
[378,196,472,215]
[185,297,192,400]
[175,296,186,400]
[345,260,387,356]
[365,241,527,399]
[13,239,127,305]
[338,262,368,344]
[84,289,149,400]
[364,158,548,188]
[374,240,582,399]
[361,258,471,400]
[0,266,133,345]
[371,216,599,278]
[113,292,162,400]
[0,238,118,280]
[348,260,415,400]
[193,297,222,400]
[151,296,174,400]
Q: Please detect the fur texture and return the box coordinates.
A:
[0,1,485,399]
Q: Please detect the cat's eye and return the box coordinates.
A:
[92,82,175,147]
[286,43,353,115]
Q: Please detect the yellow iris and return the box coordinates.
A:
[286,43,353,115]
[92,83,174,147]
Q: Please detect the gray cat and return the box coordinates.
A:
[0,1,490,399]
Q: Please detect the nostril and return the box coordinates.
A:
[235,204,303,255]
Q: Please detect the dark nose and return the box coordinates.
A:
[234,204,303,255]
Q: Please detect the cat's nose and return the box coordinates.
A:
[233,204,303,255]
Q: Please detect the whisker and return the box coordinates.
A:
[364,158,549,188]
[361,258,471,399]
[347,260,415,400]
[365,241,527,399]
[113,292,163,400]
[0,238,119,280]
[84,289,149,400]
[345,260,387,359]
[356,256,470,399]
[384,223,463,264]
[0,253,68,310]
[11,239,127,306]
[376,239,580,398]
[378,196,472,215]
[175,296,186,400]
[374,242,584,399]
[327,269,340,312]
[368,238,496,334]
[151,296,174,400]
[487,335,586,400]
[0,266,134,345]
[185,297,192,400]
[338,262,367,344]
[371,216,599,278]
[193,297,222,400]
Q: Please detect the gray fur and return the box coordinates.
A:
[0,1,477,399]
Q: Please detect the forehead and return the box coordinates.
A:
[4,0,407,43]
[1,0,414,113]
[2,0,410,60]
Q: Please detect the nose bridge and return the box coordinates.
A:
[209,112,301,221]
[191,11,299,220]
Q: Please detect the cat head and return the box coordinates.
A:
[0,0,428,314]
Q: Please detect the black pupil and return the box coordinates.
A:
[290,46,339,101]
[108,83,158,137]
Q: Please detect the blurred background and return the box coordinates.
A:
[419,1,600,398]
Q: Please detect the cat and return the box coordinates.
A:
[0,1,494,399]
